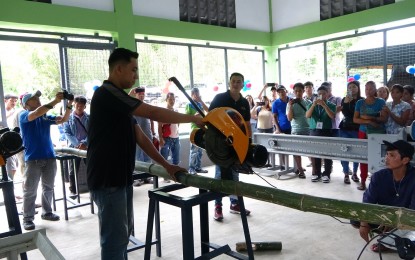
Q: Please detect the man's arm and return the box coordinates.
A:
[27,92,63,122]
[133,103,203,126]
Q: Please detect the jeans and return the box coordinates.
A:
[91,185,134,260]
[339,130,359,174]
[214,165,239,206]
[160,137,181,165]
[23,159,56,221]
[136,144,151,163]
[189,143,202,171]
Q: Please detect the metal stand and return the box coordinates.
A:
[144,184,254,260]
[53,153,94,220]
[127,172,161,256]
[1,165,27,260]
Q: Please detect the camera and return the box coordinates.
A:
[267,83,276,87]
[292,98,301,103]
[257,101,265,106]
[317,95,323,100]
[62,90,74,101]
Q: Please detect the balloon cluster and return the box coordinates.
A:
[243,80,252,92]
[406,65,415,75]
[347,73,360,82]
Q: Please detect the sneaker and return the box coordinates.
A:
[351,174,359,183]
[229,204,251,216]
[311,175,321,182]
[344,175,351,184]
[143,178,154,184]
[322,175,330,183]
[69,192,77,200]
[23,221,35,230]
[41,213,60,221]
[195,168,208,174]
[188,169,197,175]
[214,205,223,221]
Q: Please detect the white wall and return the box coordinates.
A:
[52,0,114,12]
[235,0,270,32]
[132,0,180,20]
[272,0,320,31]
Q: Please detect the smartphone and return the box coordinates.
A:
[257,101,265,106]
[267,83,276,87]
[317,95,322,100]
[347,90,352,97]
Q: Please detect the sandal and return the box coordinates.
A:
[351,173,359,182]
[298,172,306,179]
[344,175,351,184]
[370,243,390,252]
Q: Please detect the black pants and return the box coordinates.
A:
[310,129,333,176]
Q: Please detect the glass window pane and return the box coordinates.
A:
[328,33,384,97]
[191,47,226,106]
[227,49,264,98]
[279,43,324,91]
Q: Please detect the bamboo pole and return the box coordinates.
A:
[55,147,415,230]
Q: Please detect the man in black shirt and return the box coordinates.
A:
[87,48,203,260]
[209,72,252,221]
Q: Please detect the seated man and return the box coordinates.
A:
[351,140,415,252]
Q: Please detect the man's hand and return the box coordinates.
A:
[359,225,370,242]
[77,143,87,150]
[193,116,205,128]
[55,92,64,103]
[164,164,187,182]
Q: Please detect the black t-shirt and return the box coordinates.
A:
[208,90,251,121]
[87,80,142,190]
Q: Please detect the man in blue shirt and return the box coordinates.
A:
[20,90,73,230]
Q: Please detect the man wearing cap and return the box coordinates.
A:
[4,93,20,180]
[351,140,415,251]
[272,85,292,170]
[19,90,73,230]
[63,95,89,196]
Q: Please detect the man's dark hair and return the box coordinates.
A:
[108,48,139,71]
[317,86,328,92]
[191,87,200,95]
[74,95,87,104]
[403,85,415,96]
[293,82,305,90]
[304,81,314,87]
[391,84,404,93]
[230,72,244,82]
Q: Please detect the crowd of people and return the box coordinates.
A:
[3,46,415,258]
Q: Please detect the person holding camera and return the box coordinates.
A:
[63,95,89,196]
[251,96,273,133]
[19,90,73,230]
[306,85,336,183]
[286,83,311,179]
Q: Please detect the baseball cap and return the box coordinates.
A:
[383,140,415,159]
[21,90,41,105]
[276,85,287,92]
[4,93,18,99]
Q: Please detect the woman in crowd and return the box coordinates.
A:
[402,85,415,128]
[339,81,362,184]
[251,96,274,133]
[383,84,411,134]
[377,86,390,101]
[354,81,387,190]
[246,94,257,133]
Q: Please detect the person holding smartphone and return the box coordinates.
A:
[258,82,278,104]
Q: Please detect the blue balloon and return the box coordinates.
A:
[92,85,99,91]
[353,74,361,81]
[409,67,415,74]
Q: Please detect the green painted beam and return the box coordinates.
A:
[272,0,415,46]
